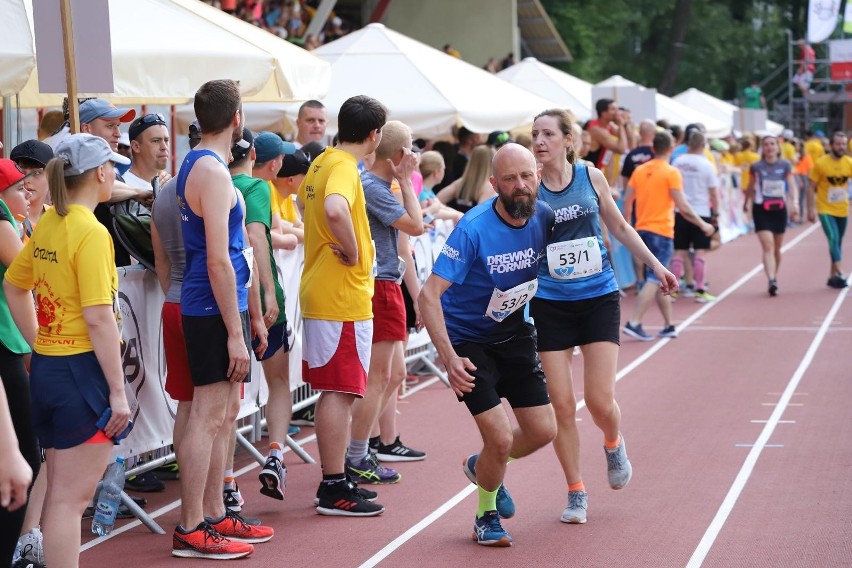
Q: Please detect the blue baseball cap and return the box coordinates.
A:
[79,98,136,125]
[254,132,296,163]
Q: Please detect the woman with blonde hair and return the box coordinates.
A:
[4,133,131,568]
[438,145,496,213]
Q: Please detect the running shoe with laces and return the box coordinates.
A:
[346,453,401,484]
[13,528,43,566]
[376,436,427,462]
[694,290,716,303]
[827,275,849,289]
[472,510,512,547]
[313,475,378,504]
[560,490,588,524]
[125,468,165,493]
[768,278,779,296]
[658,325,678,338]
[290,404,315,426]
[316,480,385,516]
[172,522,253,559]
[605,435,633,490]
[462,454,515,519]
[208,510,274,543]
[223,488,242,512]
[623,322,654,342]
[259,456,286,500]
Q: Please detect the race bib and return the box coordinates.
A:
[762,179,785,198]
[828,186,847,203]
[486,278,538,322]
[241,246,254,289]
[546,237,603,279]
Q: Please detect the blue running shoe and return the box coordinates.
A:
[462,454,515,519]
[472,511,512,547]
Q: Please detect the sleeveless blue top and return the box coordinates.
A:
[176,149,250,316]
[536,164,618,301]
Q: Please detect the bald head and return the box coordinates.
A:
[638,119,657,144]
[490,143,540,221]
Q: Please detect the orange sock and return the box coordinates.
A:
[604,435,621,449]
[270,442,283,451]
[568,481,585,492]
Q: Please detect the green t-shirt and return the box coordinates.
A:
[231,174,287,326]
[744,85,763,109]
[0,200,30,354]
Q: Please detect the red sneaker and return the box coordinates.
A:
[172,522,253,559]
[209,510,274,543]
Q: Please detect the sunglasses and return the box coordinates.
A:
[139,113,167,126]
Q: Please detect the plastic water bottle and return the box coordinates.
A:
[92,457,125,536]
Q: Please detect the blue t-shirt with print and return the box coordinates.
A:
[432,197,554,344]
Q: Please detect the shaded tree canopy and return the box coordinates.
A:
[541,0,810,100]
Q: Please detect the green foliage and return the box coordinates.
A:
[541,0,803,100]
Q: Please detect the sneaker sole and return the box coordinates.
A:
[172,549,252,559]
[623,328,654,342]
[462,456,477,485]
[376,452,427,462]
[560,514,587,524]
[471,534,512,547]
[258,472,284,500]
[219,533,273,544]
[289,420,315,427]
[315,505,384,517]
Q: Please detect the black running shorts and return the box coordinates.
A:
[530,290,621,351]
[183,310,252,387]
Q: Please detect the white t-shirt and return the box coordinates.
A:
[673,153,716,217]
[114,169,151,217]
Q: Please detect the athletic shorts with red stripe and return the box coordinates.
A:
[371,280,406,343]
[301,319,372,397]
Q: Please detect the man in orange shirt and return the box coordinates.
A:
[622,132,714,341]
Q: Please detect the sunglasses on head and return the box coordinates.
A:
[138,113,167,126]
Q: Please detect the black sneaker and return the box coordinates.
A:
[223,488,242,512]
[125,469,166,493]
[313,475,378,504]
[154,462,180,480]
[368,436,381,455]
[316,480,384,517]
[376,436,427,462]
[290,404,315,427]
[258,456,286,500]
[827,275,849,289]
[768,279,779,296]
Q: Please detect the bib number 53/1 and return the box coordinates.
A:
[486,279,538,322]
[547,238,603,279]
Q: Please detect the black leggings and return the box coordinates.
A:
[0,344,40,568]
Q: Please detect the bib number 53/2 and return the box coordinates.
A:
[486,279,538,322]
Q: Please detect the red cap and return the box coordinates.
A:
[0,159,26,191]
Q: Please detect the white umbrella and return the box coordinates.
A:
[496,57,592,121]
[4,0,329,107]
[296,23,560,138]
[673,87,784,136]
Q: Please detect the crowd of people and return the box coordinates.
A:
[1,76,850,565]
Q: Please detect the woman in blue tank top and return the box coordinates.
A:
[529,109,676,524]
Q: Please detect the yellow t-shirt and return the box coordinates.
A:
[805,138,826,164]
[297,147,374,321]
[4,205,119,355]
[809,154,852,217]
[269,181,300,224]
[735,150,760,190]
[781,141,797,162]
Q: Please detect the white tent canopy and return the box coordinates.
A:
[594,75,730,138]
[496,57,592,121]
[289,23,560,138]
[673,87,785,137]
[3,0,329,107]
[0,0,35,97]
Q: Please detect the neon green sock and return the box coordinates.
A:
[477,484,499,518]
[507,456,515,463]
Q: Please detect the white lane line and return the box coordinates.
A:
[81,434,318,552]
[359,485,477,568]
[686,283,849,567]
[751,420,796,424]
[359,225,822,567]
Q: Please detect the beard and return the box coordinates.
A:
[832,148,845,158]
[231,105,245,145]
[500,190,536,220]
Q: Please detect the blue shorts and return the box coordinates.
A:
[29,351,110,450]
[638,230,673,284]
[253,321,291,361]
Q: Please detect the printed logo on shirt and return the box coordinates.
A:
[304,185,316,200]
[440,244,464,263]
[554,204,593,224]
[827,176,849,186]
[34,277,67,339]
[32,247,59,264]
[486,248,538,274]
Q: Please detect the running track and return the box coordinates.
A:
[81,223,852,567]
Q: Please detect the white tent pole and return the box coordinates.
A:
[2,97,11,157]
[303,0,337,40]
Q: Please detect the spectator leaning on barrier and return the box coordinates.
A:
[172,79,273,560]
[298,95,388,517]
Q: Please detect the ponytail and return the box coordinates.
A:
[46,157,90,217]
[567,146,577,165]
